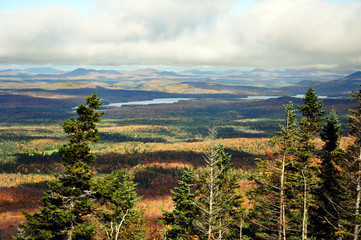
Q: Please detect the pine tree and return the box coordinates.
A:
[19,93,104,240]
[95,169,145,240]
[161,169,200,239]
[248,103,299,240]
[275,103,299,240]
[295,87,325,240]
[248,158,281,240]
[348,88,361,240]
[13,225,30,240]
[334,88,361,239]
[320,109,342,153]
[312,110,343,239]
[297,87,326,137]
[194,145,243,240]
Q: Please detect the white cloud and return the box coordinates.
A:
[0,0,361,69]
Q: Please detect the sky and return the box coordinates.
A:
[0,0,360,70]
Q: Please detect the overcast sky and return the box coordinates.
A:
[0,0,360,70]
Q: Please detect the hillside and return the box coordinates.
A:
[0,67,354,89]
[280,71,361,96]
[138,81,285,95]
[0,67,360,98]
[0,68,359,239]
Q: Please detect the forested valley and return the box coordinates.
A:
[2,0,361,237]
[1,85,361,239]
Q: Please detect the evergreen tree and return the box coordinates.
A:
[13,225,30,240]
[248,103,299,240]
[333,88,361,239]
[275,103,299,240]
[19,93,104,240]
[297,87,326,138]
[348,88,361,240]
[312,110,343,239]
[294,87,325,239]
[95,169,145,240]
[194,145,243,240]
[161,169,200,239]
[321,109,342,153]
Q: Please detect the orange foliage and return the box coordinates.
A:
[0,173,55,187]
[100,124,175,133]
[138,195,173,220]
[0,175,51,239]
[94,137,271,155]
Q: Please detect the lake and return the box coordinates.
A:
[238,96,281,100]
[105,95,329,107]
[239,95,328,100]
[293,94,327,99]
[105,98,194,107]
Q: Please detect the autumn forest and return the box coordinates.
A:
[1,85,361,239]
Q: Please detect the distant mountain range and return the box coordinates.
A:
[279,71,361,97]
[0,67,360,97]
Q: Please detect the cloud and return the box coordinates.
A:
[0,0,360,69]
[235,0,361,68]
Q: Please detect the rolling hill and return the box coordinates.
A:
[0,67,360,98]
[280,71,361,96]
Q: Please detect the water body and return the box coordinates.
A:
[239,95,328,100]
[293,94,328,99]
[238,96,281,100]
[106,98,194,107]
[105,95,330,107]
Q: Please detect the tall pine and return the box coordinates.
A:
[321,109,342,153]
[95,169,145,240]
[19,93,104,239]
[294,86,325,239]
[334,88,361,239]
[313,109,343,239]
[161,169,200,239]
[194,145,243,240]
[348,88,361,239]
[248,103,299,239]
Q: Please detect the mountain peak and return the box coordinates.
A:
[346,71,361,79]
[71,68,94,73]
[63,68,95,76]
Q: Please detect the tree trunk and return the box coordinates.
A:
[239,218,243,240]
[279,152,286,240]
[66,222,73,240]
[279,111,290,240]
[354,151,361,240]
[208,164,214,240]
[218,219,222,240]
[302,169,308,240]
[115,209,129,240]
[354,173,361,240]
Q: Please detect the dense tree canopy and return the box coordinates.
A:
[12,86,361,240]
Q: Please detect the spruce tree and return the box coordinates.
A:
[248,103,299,240]
[194,145,243,240]
[161,169,200,239]
[320,109,342,153]
[294,87,325,239]
[334,88,361,239]
[348,88,361,240]
[274,103,299,240]
[312,110,343,239]
[19,93,104,240]
[95,169,144,240]
[297,87,326,137]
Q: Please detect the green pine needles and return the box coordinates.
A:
[19,93,104,240]
[162,144,245,240]
[162,169,200,239]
